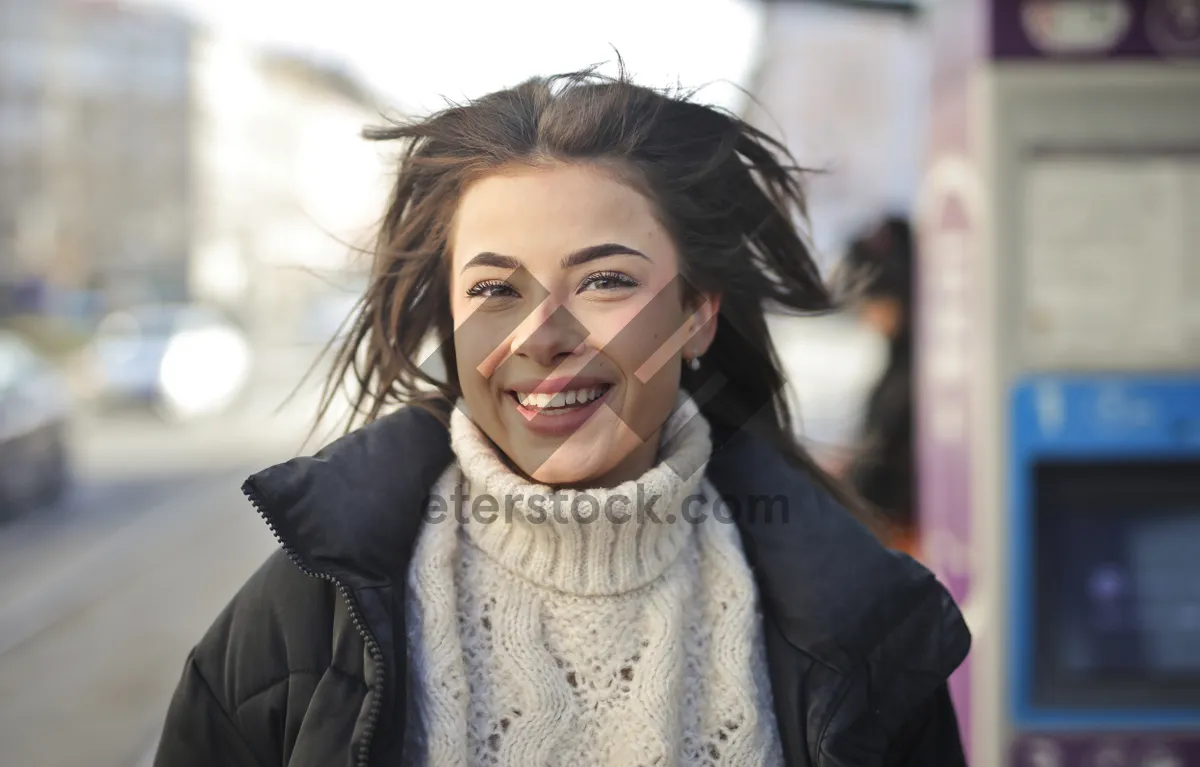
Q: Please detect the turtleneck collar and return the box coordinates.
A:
[447,393,712,596]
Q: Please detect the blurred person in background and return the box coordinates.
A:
[154,69,968,767]
[840,216,919,557]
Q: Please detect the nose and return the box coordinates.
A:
[512,299,589,369]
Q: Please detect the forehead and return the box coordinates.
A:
[449,163,671,265]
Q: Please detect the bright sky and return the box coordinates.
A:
[139,0,765,113]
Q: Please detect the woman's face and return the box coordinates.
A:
[448,163,718,487]
[860,297,902,340]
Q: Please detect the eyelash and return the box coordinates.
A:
[464,279,513,299]
[465,271,640,298]
[579,270,639,291]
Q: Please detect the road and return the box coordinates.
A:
[0,346,336,767]
[0,321,879,767]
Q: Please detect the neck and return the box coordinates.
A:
[447,394,712,596]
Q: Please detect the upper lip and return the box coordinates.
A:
[504,376,614,395]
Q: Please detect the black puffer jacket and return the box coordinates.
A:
[153,405,970,767]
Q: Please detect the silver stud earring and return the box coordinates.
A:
[688,355,701,372]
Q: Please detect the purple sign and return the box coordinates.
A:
[916,157,981,756]
[918,0,993,754]
[920,2,990,759]
[993,0,1200,60]
[1012,733,1200,766]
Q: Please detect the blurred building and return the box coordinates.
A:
[0,0,390,342]
[0,0,192,311]
[190,37,388,344]
[743,1,929,270]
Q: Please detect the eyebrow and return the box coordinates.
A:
[460,243,648,274]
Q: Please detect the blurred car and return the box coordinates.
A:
[0,330,72,518]
[88,303,253,421]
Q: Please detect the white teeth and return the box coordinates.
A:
[514,386,607,409]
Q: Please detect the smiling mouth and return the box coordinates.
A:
[506,384,614,415]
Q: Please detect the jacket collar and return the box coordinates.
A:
[244,402,969,697]
[243,404,454,589]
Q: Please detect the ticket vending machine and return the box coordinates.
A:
[916,1,1200,764]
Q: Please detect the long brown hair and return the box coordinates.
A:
[317,64,883,531]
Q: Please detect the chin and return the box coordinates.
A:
[530,421,655,488]
[528,453,609,489]
[522,438,616,487]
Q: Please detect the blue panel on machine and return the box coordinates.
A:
[1009,375,1200,730]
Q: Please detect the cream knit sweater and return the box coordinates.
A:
[405,395,785,766]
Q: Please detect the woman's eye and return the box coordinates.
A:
[579,271,639,292]
[466,280,517,299]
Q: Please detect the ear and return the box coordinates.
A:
[685,292,720,357]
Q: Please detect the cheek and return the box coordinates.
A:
[586,298,686,380]
[454,322,509,385]
[580,300,646,348]
[449,297,521,383]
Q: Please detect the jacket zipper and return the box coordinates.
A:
[242,481,385,767]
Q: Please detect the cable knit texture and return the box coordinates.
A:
[406,394,785,766]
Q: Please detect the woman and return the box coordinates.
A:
[842,218,920,557]
[154,69,969,767]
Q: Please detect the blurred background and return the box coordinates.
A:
[1,0,1197,765]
